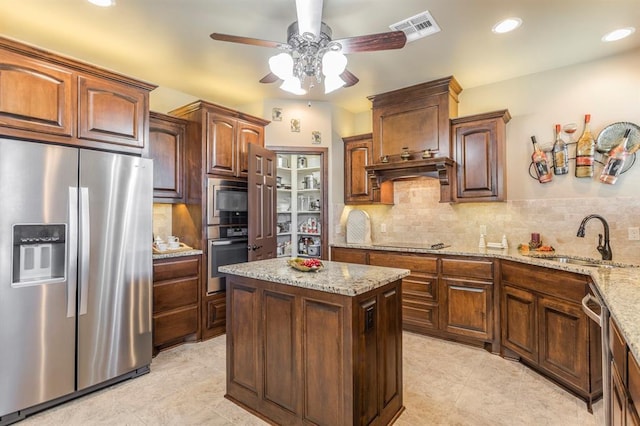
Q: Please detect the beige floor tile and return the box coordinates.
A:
[21,332,601,425]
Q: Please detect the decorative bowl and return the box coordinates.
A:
[288,258,323,272]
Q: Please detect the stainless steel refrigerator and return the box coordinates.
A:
[0,138,153,423]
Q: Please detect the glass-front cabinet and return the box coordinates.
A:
[274,148,327,259]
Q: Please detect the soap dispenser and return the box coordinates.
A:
[478,234,486,248]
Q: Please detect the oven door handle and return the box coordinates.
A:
[211,240,233,246]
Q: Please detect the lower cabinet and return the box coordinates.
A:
[152,255,201,355]
[202,291,226,340]
[368,251,439,333]
[500,260,601,407]
[440,257,494,344]
[610,317,640,425]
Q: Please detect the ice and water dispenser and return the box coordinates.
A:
[12,224,66,286]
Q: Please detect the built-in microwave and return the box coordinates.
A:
[206,178,248,226]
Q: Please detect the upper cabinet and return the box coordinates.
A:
[452,110,511,202]
[170,101,269,179]
[0,37,155,154]
[149,111,187,203]
[77,75,148,150]
[342,133,393,205]
[368,76,462,162]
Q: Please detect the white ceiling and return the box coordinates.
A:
[1,0,638,114]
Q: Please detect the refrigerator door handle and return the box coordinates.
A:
[79,187,90,316]
[67,187,78,318]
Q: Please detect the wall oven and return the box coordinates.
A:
[207,178,249,294]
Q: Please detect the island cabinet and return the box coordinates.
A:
[342,133,393,205]
[500,260,602,408]
[451,110,511,202]
[440,257,495,344]
[368,251,439,333]
[152,255,201,355]
[0,37,155,154]
[149,111,187,203]
[221,259,406,426]
[609,317,640,425]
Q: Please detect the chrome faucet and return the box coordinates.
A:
[577,214,612,260]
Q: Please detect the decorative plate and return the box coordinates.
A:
[596,121,640,153]
[288,258,324,272]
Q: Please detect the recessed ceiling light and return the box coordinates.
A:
[602,27,635,42]
[88,0,115,6]
[492,18,522,34]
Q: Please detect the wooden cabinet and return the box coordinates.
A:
[77,75,148,150]
[369,251,439,333]
[368,76,462,162]
[0,37,154,154]
[609,317,640,425]
[342,133,393,204]
[152,255,201,355]
[500,260,601,407]
[440,257,494,343]
[203,107,267,178]
[451,110,511,202]
[149,111,187,203]
[225,273,403,425]
[0,47,73,138]
[202,291,226,340]
[331,246,369,264]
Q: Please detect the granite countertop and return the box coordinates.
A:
[152,249,203,260]
[332,242,640,363]
[219,257,410,297]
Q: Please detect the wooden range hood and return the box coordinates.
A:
[365,157,456,203]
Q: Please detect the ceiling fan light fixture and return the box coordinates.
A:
[324,74,346,94]
[269,53,294,80]
[321,50,347,76]
[492,17,522,34]
[280,77,307,95]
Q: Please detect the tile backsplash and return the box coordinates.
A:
[334,178,640,265]
[153,204,172,241]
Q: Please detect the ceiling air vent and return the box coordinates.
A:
[389,10,441,42]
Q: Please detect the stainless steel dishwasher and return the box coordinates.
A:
[582,283,611,426]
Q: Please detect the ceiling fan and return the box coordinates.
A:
[210,0,407,94]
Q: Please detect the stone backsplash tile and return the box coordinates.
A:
[334,178,640,265]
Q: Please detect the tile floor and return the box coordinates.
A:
[22,332,603,425]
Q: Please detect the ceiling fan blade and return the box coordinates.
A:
[296,0,323,37]
[259,72,281,84]
[210,33,286,49]
[333,31,407,54]
[340,69,359,88]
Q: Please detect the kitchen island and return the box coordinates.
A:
[219,258,410,426]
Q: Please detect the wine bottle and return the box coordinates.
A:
[530,136,553,183]
[575,114,595,178]
[552,124,569,175]
[599,128,632,184]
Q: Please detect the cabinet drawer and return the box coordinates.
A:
[629,352,640,414]
[501,261,588,303]
[153,277,198,313]
[610,318,628,379]
[153,305,198,346]
[403,275,437,301]
[441,257,493,280]
[153,256,200,281]
[331,247,368,264]
[402,299,438,330]
[369,252,438,274]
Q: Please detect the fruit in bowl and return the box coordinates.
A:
[288,257,324,272]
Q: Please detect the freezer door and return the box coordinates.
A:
[77,150,153,390]
[0,139,78,417]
